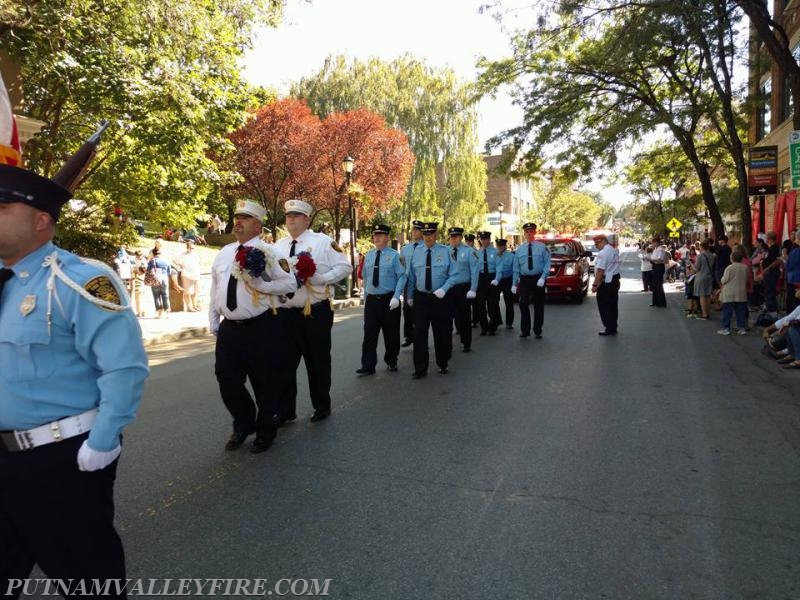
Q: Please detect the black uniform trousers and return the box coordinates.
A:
[402,286,415,342]
[641,270,652,292]
[448,282,472,349]
[413,291,453,373]
[215,310,280,440]
[597,274,620,333]
[0,434,126,600]
[361,293,401,369]
[518,275,545,336]
[498,277,515,327]
[278,301,334,418]
[651,263,667,306]
[477,273,501,333]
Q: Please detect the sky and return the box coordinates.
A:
[241,0,631,206]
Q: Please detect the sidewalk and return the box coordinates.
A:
[139,298,363,347]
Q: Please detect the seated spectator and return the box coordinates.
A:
[761,287,800,368]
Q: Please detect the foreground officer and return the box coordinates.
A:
[591,233,621,335]
[447,227,478,352]
[512,223,551,339]
[476,231,501,335]
[0,165,148,598]
[465,233,479,326]
[406,222,460,377]
[357,224,406,375]
[401,221,423,347]
[209,200,296,453]
[274,199,352,423]
[494,238,516,329]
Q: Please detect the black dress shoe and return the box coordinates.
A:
[439,367,448,374]
[224,430,251,451]
[535,333,542,339]
[310,410,331,422]
[506,325,513,329]
[387,364,398,372]
[272,413,297,427]
[412,371,427,379]
[356,367,376,375]
[462,346,471,353]
[649,304,655,307]
[519,333,529,338]
[480,331,487,336]
[250,435,275,454]
[598,330,615,336]
[401,339,412,347]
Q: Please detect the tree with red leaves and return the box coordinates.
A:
[314,108,414,243]
[228,98,324,233]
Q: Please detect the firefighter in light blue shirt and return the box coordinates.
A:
[406,222,460,377]
[0,164,148,596]
[512,222,552,338]
[493,238,516,329]
[476,231,502,334]
[400,220,423,347]
[357,224,406,375]
[446,226,478,352]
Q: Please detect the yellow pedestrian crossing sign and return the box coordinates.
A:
[667,217,682,232]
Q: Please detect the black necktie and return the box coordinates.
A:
[226,246,243,311]
[290,240,297,257]
[528,244,533,270]
[425,249,432,291]
[0,268,13,308]
[452,247,457,261]
[483,249,489,274]
[372,250,381,287]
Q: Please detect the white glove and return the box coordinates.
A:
[466,290,476,299]
[537,278,546,288]
[389,297,400,310]
[77,440,121,472]
[511,285,517,294]
[433,288,446,299]
[490,280,499,286]
[308,273,327,285]
[406,298,413,307]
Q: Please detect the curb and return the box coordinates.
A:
[142,297,364,348]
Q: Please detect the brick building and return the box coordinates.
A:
[0,52,46,156]
[482,153,535,241]
[749,0,800,240]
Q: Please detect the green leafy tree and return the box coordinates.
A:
[292,55,487,236]
[2,0,284,249]
[478,0,752,242]
[523,172,601,234]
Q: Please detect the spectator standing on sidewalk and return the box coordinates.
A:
[175,240,201,311]
[638,244,653,292]
[717,250,750,335]
[714,235,731,287]
[649,236,668,307]
[761,231,782,315]
[694,239,716,320]
[131,250,147,317]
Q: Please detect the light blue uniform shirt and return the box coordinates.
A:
[0,242,149,451]
[477,245,498,275]
[406,242,460,299]
[448,243,479,291]
[363,246,406,299]
[401,241,420,294]
[513,241,552,286]
[496,250,515,280]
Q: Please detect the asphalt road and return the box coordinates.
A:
[103,249,799,599]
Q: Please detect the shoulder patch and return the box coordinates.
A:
[331,240,344,253]
[279,258,290,273]
[84,275,121,310]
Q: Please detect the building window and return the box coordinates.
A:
[781,43,800,123]
[758,76,772,141]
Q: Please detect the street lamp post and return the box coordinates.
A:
[497,202,504,240]
[342,156,357,296]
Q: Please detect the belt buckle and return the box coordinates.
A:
[50,420,63,442]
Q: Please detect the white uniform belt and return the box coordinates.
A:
[0,408,98,453]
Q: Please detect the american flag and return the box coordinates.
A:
[0,74,21,166]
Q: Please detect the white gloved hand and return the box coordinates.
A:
[490,280,499,286]
[406,298,413,307]
[537,278,546,288]
[466,290,476,299]
[389,297,400,310]
[433,288,446,299]
[511,285,517,294]
[77,440,121,472]
[308,273,327,285]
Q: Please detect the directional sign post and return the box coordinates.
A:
[748,145,778,195]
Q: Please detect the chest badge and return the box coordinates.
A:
[20,295,36,316]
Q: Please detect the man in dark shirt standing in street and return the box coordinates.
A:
[762,231,782,315]
[714,235,731,287]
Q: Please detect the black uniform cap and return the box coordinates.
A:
[479,231,492,240]
[420,222,439,234]
[373,224,391,234]
[522,222,537,231]
[0,164,72,222]
[448,227,464,236]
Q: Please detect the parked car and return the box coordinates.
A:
[542,238,591,303]
[582,240,598,272]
